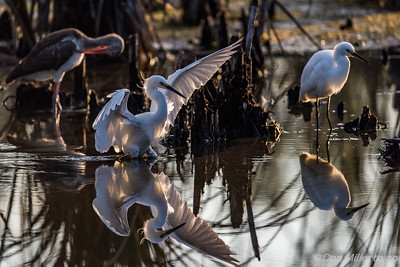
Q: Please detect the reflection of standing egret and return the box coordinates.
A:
[92,39,242,158]
[299,152,369,220]
[93,160,239,265]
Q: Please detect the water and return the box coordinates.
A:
[1,53,400,267]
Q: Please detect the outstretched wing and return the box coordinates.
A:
[92,89,139,153]
[159,175,239,266]
[92,165,131,236]
[162,38,242,134]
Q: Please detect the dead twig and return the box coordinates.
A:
[273,0,322,50]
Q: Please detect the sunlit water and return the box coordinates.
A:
[1,52,400,267]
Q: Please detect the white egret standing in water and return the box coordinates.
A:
[299,152,369,220]
[92,39,242,158]
[93,160,239,265]
[299,42,369,136]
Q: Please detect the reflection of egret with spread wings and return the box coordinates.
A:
[299,152,369,220]
[93,160,239,266]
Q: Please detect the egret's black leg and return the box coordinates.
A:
[326,97,332,163]
[326,134,331,163]
[326,96,332,133]
[316,97,320,163]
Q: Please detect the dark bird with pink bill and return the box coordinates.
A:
[5,28,124,115]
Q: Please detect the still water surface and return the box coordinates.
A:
[0,52,400,266]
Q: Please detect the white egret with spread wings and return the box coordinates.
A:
[93,160,239,266]
[92,39,242,158]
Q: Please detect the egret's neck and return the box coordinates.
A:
[143,203,169,243]
[332,52,351,87]
[333,50,350,68]
[333,194,351,217]
[146,209,167,230]
[147,88,168,124]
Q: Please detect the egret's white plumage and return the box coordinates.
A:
[299,42,368,102]
[299,152,369,220]
[93,160,239,266]
[93,39,242,158]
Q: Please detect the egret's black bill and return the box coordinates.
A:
[346,202,369,215]
[161,82,185,99]
[160,222,186,238]
[166,84,185,99]
[351,52,369,64]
